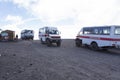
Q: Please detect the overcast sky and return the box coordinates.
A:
[0,0,120,39]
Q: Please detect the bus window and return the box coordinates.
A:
[99,27,110,35]
[115,27,120,35]
[94,28,99,34]
[83,28,93,34]
[103,28,110,35]
[79,30,83,35]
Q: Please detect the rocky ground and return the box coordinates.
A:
[0,39,120,80]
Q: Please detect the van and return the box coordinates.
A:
[75,25,120,50]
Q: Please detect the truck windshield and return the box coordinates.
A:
[115,27,120,35]
[49,30,59,34]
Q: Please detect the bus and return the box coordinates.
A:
[75,25,120,50]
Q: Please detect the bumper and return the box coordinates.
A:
[50,38,61,43]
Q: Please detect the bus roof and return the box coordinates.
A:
[83,25,120,28]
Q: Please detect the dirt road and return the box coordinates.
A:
[0,40,120,80]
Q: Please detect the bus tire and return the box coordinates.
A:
[91,42,99,51]
[76,39,82,47]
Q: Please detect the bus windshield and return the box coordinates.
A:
[115,27,120,35]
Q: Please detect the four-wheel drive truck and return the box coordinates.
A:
[39,27,61,47]
[21,30,34,40]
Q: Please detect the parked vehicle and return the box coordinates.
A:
[39,27,61,47]
[0,30,17,41]
[21,30,34,40]
[75,25,120,50]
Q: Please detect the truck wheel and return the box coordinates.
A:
[57,41,61,47]
[41,39,44,44]
[25,37,27,40]
[46,39,51,47]
[91,42,99,51]
[75,39,82,47]
[31,37,33,40]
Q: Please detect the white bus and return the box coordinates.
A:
[39,27,61,47]
[75,25,120,50]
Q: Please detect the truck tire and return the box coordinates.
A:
[41,39,44,44]
[46,39,51,47]
[57,41,61,47]
[31,37,33,40]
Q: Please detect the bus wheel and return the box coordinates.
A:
[46,39,51,47]
[76,39,82,47]
[91,42,99,51]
